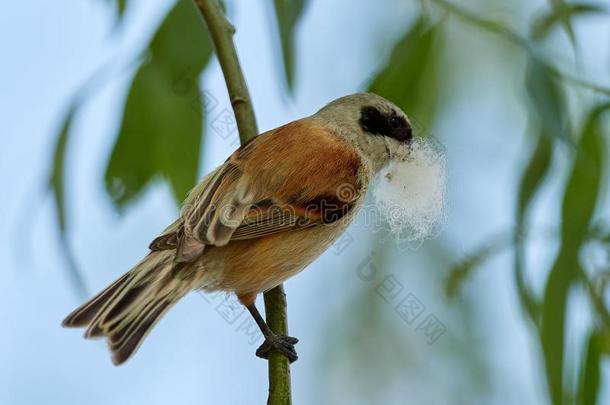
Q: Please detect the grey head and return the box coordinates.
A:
[311,92,412,172]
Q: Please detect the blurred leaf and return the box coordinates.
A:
[546,0,576,45]
[526,57,572,144]
[368,16,444,123]
[106,0,212,209]
[48,55,137,231]
[514,132,553,321]
[48,105,88,298]
[49,107,76,232]
[541,105,606,404]
[517,134,553,222]
[582,271,610,329]
[532,2,606,42]
[116,0,128,17]
[561,105,607,244]
[590,221,610,244]
[47,51,132,297]
[446,233,513,299]
[578,331,605,405]
[273,0,308,92]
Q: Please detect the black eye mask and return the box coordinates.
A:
[359,105,412,143]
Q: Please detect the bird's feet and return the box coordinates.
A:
[255,334,299,363]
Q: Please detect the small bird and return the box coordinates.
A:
[62,92,413,365]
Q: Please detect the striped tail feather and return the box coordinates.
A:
[62,272,132,328]
[62,251,194,365]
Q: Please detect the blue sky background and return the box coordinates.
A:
[1,0,609,404]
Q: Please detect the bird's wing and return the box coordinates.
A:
[149,119,363,262]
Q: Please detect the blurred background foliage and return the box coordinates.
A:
[43,0,610,404]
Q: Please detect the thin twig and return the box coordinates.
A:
[193,1,292,404]
[194,0,258,144]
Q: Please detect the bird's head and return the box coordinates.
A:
[312,92,412,172]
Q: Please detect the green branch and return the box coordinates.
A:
[193,1,292,404]
[194,0,258,143]
[263,285,293,403]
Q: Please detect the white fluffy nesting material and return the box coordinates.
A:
[373,137,448,245]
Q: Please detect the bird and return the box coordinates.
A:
[62,92,413,365]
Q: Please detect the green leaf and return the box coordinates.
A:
[48,105,88,298]
[548,0,576,46]
[526,57,571,144]
[578,331,605,405]
[273,0,308,92]
[49,106,76,232]
[514,131,553,322]
[540,105,606,405]
[446,233,514,299]
[517,134,553,222]
[368,17,443,122]
[532,1,606,43]
[562,106,606,244]
[116,0,128,17]
[106,0,213,209]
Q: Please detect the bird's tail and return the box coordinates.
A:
[62,251,194,365]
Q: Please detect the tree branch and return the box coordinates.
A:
[193,1,292,404]
[263,285,292,404]
[194,0,258,144]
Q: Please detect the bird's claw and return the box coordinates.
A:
[255,334,299,363]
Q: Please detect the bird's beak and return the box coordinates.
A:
[391,141,411,162]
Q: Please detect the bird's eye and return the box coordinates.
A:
[388,116,401,129]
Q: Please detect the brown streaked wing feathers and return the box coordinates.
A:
[148,119,362,253]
